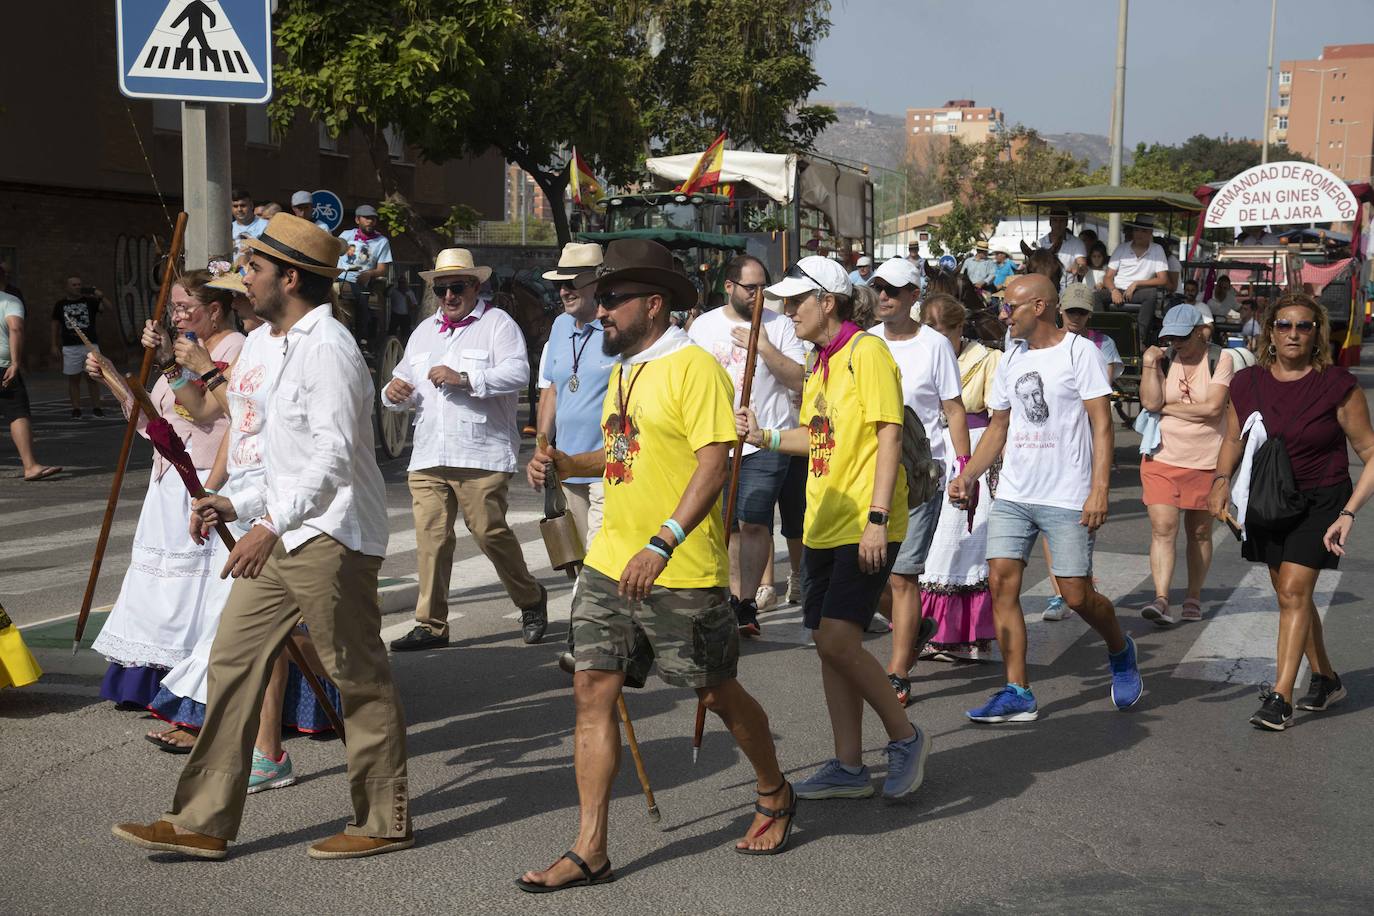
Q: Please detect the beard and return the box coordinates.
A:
[729,290,753,319]
[602,314,650,357]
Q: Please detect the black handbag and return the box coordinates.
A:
[1245,372,1311,529]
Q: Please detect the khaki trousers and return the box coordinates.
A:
[410,467,542,636]
[561,479,605,547]
[165,536,409,841]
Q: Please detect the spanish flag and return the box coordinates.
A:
[569,148,603,207]
[677,132,727,194]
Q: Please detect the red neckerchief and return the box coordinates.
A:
[439,308,481,335]
[816,320,862,381]
[352,227,380,242]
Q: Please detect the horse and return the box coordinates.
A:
[1020,237,1063,289]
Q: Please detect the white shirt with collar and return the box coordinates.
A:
[382,298,530,474]
[1037,232,1086,277]
[222,303,389,558]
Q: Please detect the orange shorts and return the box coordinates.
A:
[1140,459,1213,510]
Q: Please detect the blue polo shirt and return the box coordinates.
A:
[540,311,616,484]
[993,259,1018,288]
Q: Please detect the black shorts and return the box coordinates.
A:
[1243,480,1352,571]
[801,542,899,630]
[0,373,31,421]
[778,455,807,540]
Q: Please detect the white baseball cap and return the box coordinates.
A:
[855,255,873,267]
[290,190,313,207]
[764,256,852,299]
[871,257,921,290]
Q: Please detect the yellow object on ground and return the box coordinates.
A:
[0,605,42,688]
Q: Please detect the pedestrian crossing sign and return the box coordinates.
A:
[117,0,272,103]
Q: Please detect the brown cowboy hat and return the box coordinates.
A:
[244,213,346,278]
[575,238,697,310]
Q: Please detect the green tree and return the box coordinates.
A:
[928,127,1090,256]
[272,0,836,250]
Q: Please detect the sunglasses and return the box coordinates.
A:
[1273,319,1316,333]
[785,261,827,290]
[433,277,479,296]
[596,291,650,310]
[870,279,911,297]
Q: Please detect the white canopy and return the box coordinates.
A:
[646,150,796,203]
[644,150,870,240]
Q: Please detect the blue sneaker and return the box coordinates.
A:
[966,684,1039,723]
[793,759,875,799]
[247,748,296,794]
[1109,636,1143,709]
[881,725,930,799]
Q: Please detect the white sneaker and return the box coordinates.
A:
[1041,597,1071,621]
[786,574,803,605]
[755,585,778,612]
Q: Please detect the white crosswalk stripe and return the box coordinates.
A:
[1173,567,1340,685]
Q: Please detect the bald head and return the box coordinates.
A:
[1004,273,1060,341]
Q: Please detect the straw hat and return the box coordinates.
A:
[419,248,493,284]
[974,239,989,252]
[543,242,604,281]
[244,213,346,278]
[206,270,247,295]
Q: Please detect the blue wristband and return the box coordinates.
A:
[645,542,671,561]
[663,518,687,545]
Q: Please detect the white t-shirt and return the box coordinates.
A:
[1166,254,1183,292]
[229,216,269,258]
[988,333,1112,510]
[687,304,804,455]
[1107,242,1169,289]
[1038,232,1087,277]
[1193,300,1215,324]
[1208,291,1237,318]
[870,323,963,473]
[337,229,393,283]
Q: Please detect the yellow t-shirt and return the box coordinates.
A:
[584,344,735,588]
[801,334,909,549]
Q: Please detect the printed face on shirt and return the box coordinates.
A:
[1014,371,1049,425]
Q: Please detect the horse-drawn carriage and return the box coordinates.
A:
[1015,185,1206,424]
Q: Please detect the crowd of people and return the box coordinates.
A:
[4,207,1368,885]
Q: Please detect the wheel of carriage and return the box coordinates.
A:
[1112,391,1141,427]
[373,335,411,460]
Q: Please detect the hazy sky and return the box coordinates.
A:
[813,0,1371,146]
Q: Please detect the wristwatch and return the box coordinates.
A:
[648,535,675,557]
[868,509,890,526]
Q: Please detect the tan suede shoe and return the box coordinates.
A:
[112,820,228,860]
[307,832,415,860]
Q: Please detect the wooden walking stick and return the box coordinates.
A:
[73,211,187,651]
[617,695,662,825]
[693,285,768,762]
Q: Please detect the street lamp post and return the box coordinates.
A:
[1301,66,1342,167]
[1261,0,1276,164]
[1340,121,1364,177]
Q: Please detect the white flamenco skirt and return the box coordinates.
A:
[91,469,234,673]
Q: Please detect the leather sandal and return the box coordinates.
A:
[515,850,615,893]
[735,782,798,856]
[144,727,197,755]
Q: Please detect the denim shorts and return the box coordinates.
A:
[891,492,942,576]
[985,499,1095,577]
[724,448,790,528]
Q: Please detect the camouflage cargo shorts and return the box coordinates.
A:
[571,567,739,689]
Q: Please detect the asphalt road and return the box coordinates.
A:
[3,366,1373,915]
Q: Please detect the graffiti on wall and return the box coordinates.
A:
[113,234,162,344]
